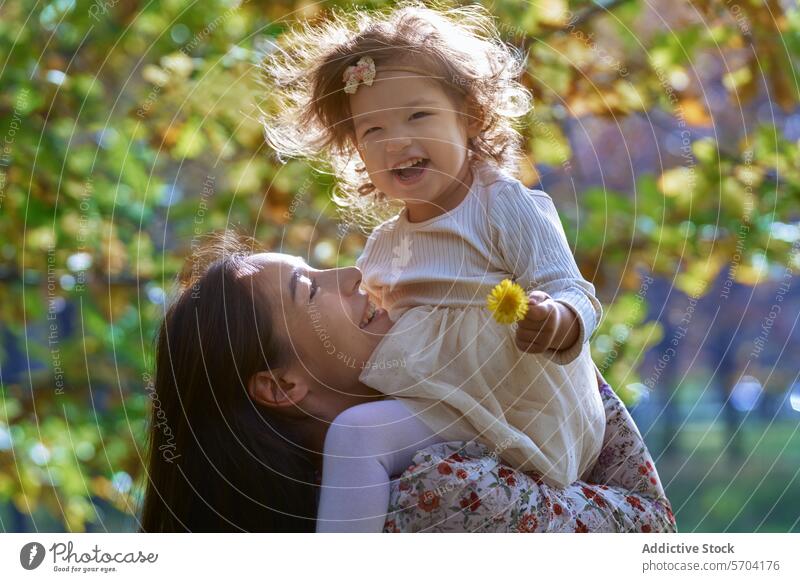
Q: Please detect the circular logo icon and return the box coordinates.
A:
[20,542,46,570]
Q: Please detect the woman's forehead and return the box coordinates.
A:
[249,252,306,271]
[248,253,311,304]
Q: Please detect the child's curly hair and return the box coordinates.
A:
[260,1,531,227]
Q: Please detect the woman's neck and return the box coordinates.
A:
[304,420,328,471]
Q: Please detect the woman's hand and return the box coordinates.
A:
[514,290,580,354]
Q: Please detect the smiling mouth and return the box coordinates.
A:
[359,301,378,328]
[392,158,429,182]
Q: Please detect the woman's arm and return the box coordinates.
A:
[317,399,444,533]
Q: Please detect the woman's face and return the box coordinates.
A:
[247,252,393,404]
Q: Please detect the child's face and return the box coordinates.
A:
[349,71,478,209]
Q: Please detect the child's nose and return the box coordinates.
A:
[384,136,412,153]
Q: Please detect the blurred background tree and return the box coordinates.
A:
[0,0,798,531]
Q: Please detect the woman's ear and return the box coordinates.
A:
[248,369,309,410]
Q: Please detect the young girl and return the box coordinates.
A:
[262,2,605,532]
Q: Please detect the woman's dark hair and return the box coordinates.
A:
[140,238,318,532]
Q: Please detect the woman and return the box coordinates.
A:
[140,241,675,532]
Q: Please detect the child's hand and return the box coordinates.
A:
[514,291,581,354]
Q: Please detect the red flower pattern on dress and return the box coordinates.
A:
[437,462,453,475]
[641,523,652,533]
[517,513,538,532]
[448,453,465,463]
[553,502,563,516]
[498,467,516,486]
[417,490,440,512]
[456,468,468,479]
[459,491,481,512]
[398,479,411,491]
[575,519,589,533]
[626,495,644,511]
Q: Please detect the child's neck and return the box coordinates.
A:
[404,159,474,223]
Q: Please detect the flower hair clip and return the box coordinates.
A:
[343,56,376,94]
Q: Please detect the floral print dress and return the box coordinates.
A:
[383,375,676,533]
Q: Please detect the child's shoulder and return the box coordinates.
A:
[357,213,402,263]
[368,213,403,239]
[479,164,553,215]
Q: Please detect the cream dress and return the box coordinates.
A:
[356,163,605,488]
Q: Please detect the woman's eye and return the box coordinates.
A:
[410,111,430,120]
[309,279,319,301]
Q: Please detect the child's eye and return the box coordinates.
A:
[309,278,319,301]
[410,111,430,120]
[362,127,380,137]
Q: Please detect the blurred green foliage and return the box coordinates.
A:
[0,0,798,530]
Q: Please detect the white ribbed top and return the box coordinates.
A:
[357,162,602,364]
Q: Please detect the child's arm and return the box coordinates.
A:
[515,289,581,353]
[489,183,602,364]
[316,399,443,533]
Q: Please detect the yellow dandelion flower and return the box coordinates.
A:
[486,279,529,324]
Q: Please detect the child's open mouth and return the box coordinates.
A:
[391,158,429,184]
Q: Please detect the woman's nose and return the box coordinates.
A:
[335,266,362,295]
